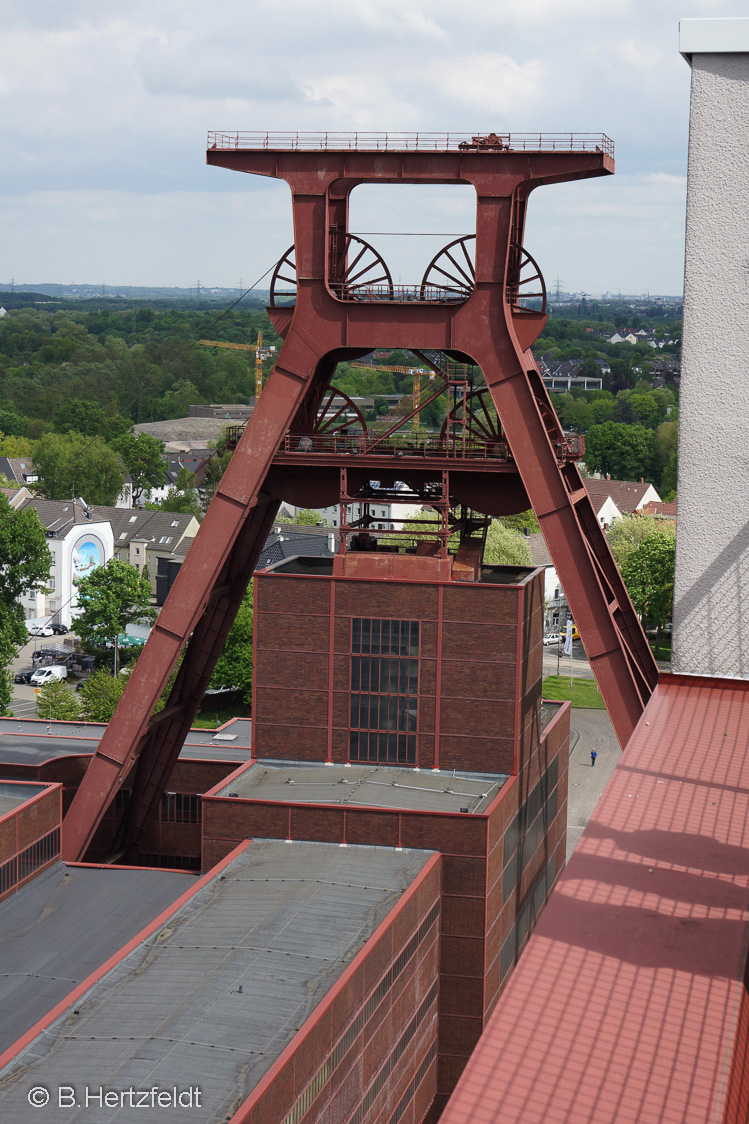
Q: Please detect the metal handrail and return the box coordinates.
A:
[207,132,614,159]
[328,282,466,304]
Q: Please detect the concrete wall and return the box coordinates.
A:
[673,36,749,678]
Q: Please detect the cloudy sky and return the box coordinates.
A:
[2,0,746,295]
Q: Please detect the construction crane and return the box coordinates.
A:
[350,360,433,431]
[198,331,265,399]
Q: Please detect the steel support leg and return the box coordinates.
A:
[62,330,325,862]
[478,344,657,748]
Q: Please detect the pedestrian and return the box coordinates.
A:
[591,749,598,767]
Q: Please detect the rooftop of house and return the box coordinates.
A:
[0,863,194,1054]
[638,499,677,520]
[216,759,509,814]
[526,533,553,569]
[583,477,660,514]
[0,840,434,1121]
[19,496,197,548]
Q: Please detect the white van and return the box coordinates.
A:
[30,665,68,687]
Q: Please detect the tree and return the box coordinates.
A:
[275,508,324,526]
[584,422,655,482]
[109,431,166,504]
[500,509,540,535]
[33,432,126,505]
[0,433,33,457]
[209,584,253,704]
[36,678,82,720]
[620,531,676,654]
[74,560,155,675]
[606,513,675,570]
[483,520,532,566]
[53,400,108,437]
[0,496,52,714]
[78,669,127,723]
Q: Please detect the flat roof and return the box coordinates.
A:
[0,840,433,1122]
[441,674,749,1124]
[0,717,253,766]
[0,781,50,817]
[0,863,194,1055]
[217,759,507,814]
[680,18,749,61]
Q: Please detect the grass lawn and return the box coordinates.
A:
[191,704,250,729]
[542,675,606,709]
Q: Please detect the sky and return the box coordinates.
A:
[1,0,746,296]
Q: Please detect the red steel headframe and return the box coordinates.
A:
[62,133,656,863]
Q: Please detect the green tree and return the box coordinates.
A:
[620,531,676,654]
[53,400,108,437]
[74,560,155,674]
[36,678,82,720]
[109,431,166,504]
[584,422,655,482]
[500,509,540,535]
[78,668,127,723]
[0,497,52,714]
[606,513,676,570]
[483,520,532,566]
[209,584,253,704]
[275,508,324,526]
[660,452,677,499]
[33,432,126,505]
[0,433,33,457]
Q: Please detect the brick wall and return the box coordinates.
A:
[254,569,544,775]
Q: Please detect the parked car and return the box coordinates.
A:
[543,633,562,646]
[30,665,68,687]
[27,624,54,638]
[14,668,35,684]
[50,624,68,635]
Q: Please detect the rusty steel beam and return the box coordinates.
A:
[62,333,326,862]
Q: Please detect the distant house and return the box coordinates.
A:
[608,332,638,345]
[584,476,662,529]
[17,497,200,626]
[0,485,32,509]
[638,498,677,521]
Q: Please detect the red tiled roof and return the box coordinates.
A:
[584,477,658,514]
[442,674,749,1124]
[639,499,677,520]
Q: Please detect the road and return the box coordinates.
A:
[564,707,620,860]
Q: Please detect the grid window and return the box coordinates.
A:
[350,618,419,766]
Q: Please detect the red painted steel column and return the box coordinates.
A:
[62,329,328,862]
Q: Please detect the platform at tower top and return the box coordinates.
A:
[207,131,614,157]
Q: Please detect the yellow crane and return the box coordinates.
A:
[350,361,433,431]
[198,331,265,399]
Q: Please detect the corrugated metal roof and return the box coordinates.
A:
[441,674,749,1124]
[0,863,194,1055]
[219,760,507,814]
[0,841,433,1122]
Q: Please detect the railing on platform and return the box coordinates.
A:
[224,427,582,464]
[207,132,614,158]
[328,282,467,304]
